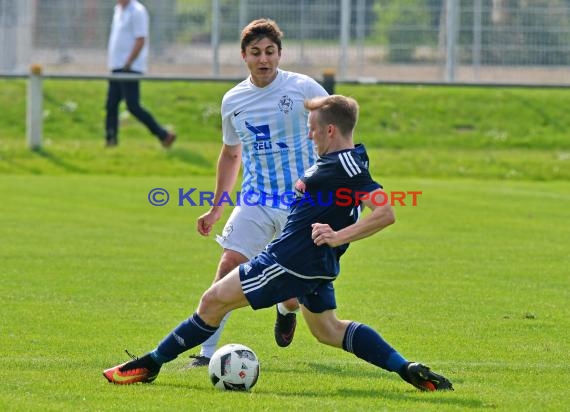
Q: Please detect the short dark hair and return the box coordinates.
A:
[240,19,283,53]
[304,95,359,136]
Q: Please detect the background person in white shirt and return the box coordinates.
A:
[105,0,175,148]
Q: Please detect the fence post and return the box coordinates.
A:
[473,0,482,81]
[445,0,460,83]
[27,64,43,150]
[322,69,336,95]
[211,0,220,76]
[339,0,350,80]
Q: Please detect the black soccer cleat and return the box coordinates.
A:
[400,362,454,391]
[185,354,211,369]
[274,307,297,347]
[161,132,176,149]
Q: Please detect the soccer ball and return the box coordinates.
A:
[208,343,260,391]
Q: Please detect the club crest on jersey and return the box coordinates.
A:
[278,95,293,114]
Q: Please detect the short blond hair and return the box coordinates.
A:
[304,95,359,136]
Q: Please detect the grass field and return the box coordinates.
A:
[1,175,569,411]
[1,80,569,410]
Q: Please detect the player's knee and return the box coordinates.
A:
[200,287,221,311]
[198,287,225,324]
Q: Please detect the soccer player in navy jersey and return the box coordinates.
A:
[103,95,454,391]
[189,18,329,366]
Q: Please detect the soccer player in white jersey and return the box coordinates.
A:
[188,19,329,367]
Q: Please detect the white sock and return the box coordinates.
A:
[277,302,299,315]
[199,312,231,358]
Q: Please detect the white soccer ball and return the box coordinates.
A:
[208,343,260,391]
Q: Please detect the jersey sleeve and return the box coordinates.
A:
[336,150,382,193]
[132,7,149,38]
[304,77,329,99]
[356,175,382,193]
[221,94,241,145]
[349,167,382,194]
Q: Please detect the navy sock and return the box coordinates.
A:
[151,313,218,364]
[342,322,408,372]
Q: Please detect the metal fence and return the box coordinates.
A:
[2,0,570,85]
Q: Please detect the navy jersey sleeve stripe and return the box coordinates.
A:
[339,152,357,177]
[345,152,362,174]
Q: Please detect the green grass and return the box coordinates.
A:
[1,139,567,180]
[1,175,569,411]
[1,80,569,410]
[1,79,569,180]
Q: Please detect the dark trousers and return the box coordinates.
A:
[105,69,167,142]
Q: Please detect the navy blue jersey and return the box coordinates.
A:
[263,145,381,278]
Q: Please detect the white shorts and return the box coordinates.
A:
[216,205,290,259]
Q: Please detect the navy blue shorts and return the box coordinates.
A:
[239,252,337,314]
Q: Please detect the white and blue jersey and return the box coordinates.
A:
[221,70,328,209]
[239,145,381,311]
